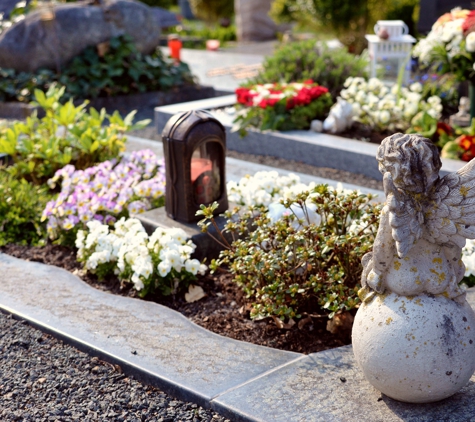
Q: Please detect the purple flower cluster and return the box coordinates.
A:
[42,149,166,239]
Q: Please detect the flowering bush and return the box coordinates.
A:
[413,7,475,82]
[76,217,206,297]
[234,80,332,134]
[42,149,165,243]
[340,77,443,131]
[198,182,381,322]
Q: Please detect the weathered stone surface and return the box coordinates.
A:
[0,0,160,72]
[213,345,475,422]
[235,0,277,42]
[0,253,300,407]
[355,133,475,403]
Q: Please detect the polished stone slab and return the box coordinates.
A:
[154,96,465,181]
[212,345,475,422]
[125,135,384,198]
[0,253,300,407]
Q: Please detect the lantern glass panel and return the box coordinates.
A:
[190,141,222,205]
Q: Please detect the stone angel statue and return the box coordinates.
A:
[360,133,475,303]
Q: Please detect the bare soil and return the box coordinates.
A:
[1,243,350,355]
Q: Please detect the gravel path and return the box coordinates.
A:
[0,312,231,422]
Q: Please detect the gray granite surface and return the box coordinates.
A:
[154,97,465,181]
[0,253,300,407]
[213,346,475,422]
[3,249,475,421]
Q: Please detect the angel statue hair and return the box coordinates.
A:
[359,132,475,303]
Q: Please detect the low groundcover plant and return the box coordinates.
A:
[42,149,165,244]
[76,217,206,297]
[234,80,332,134]
[198,180,381,322]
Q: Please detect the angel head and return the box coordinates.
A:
[377,133,441,194]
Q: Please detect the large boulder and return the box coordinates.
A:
[0,0,161,73]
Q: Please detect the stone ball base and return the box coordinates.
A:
[352,292,475,403]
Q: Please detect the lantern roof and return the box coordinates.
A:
[162,110,225,142]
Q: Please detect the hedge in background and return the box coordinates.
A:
[249,40,368,99]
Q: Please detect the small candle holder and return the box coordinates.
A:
[167,34,182,63]
[162,110,228,223]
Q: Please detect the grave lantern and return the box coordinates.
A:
[162,110,228,222]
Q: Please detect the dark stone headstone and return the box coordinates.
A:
[418,0,474,34]
[178,0,194,20]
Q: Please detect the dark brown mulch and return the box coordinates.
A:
[1,243,349,355]
[339,121,390,145]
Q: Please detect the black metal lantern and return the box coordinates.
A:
[162,110,228,222]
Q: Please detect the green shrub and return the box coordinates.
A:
[189,0,233,22]
[172,21,237,48]
[198,186,381,321]
[0,35,195,103]
[270,0,419,53]
[0,85,149,185]
[0,171,53,246]
[138,0,177,8]
[249,40,368,99]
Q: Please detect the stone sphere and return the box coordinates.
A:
[352,292,475,403]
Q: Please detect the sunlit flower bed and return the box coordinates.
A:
[234,80,332,133]
[42,149,165,241]
[76,217,206,296]
[413,7,475,81]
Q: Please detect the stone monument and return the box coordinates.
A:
[450,96,471,127]
[353,133,475,403]
[235,0,277,42]
[0,0,160,73]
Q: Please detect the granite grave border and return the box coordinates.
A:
[154,95,465,181]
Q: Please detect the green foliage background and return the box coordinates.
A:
[270,0,420,52]
[249,41,368,99]
[189,0,234,22]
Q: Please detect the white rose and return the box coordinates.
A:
[467,32,475,52]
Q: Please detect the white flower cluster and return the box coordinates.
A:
[227,171,318,207]
[76,217,206,292]
[413,8,467,63]
[462,239,475,278]
[227,171,374,230]
[340,77,443,131]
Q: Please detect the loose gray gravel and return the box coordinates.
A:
[0,312,231,422]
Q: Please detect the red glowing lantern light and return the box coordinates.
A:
[162,110,228,222]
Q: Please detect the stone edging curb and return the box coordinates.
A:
[3,252,475,421]
[153,95,465,181]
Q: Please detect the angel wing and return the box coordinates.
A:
[424,158,475,249]
[384,172,424,258]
